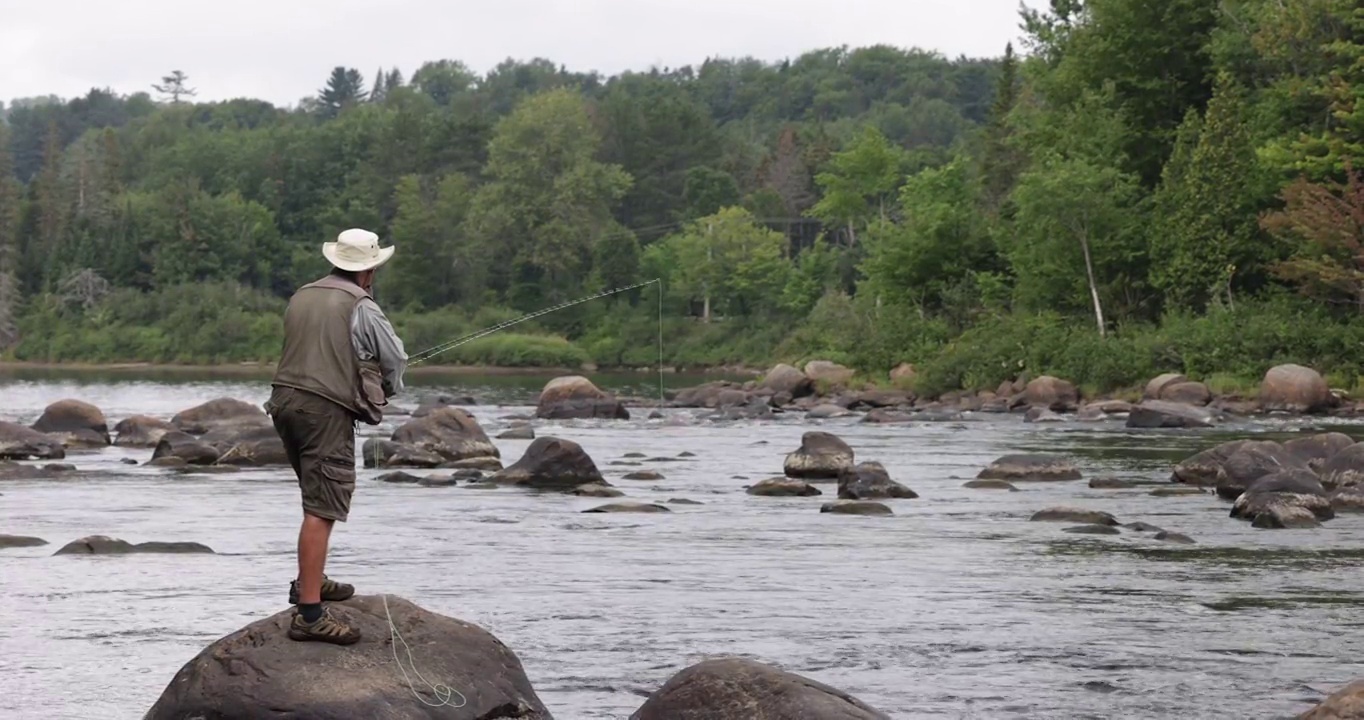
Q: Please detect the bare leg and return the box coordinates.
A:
[296,513,335,605]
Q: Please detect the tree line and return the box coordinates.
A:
[2,0,1364,397]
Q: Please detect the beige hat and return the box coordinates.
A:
[322,228,395,272]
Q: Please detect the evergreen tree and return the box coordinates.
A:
[317,67,368,118]
[0,123,21,351]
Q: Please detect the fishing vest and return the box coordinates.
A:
[272,273,387,424]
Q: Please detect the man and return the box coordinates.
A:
[265,228,408,645]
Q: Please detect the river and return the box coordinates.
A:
[3,368,1364,719]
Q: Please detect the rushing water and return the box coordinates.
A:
[4,368,1364,719]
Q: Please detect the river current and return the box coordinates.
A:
[3,369,1364,719]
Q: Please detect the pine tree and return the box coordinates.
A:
[317,67,368,118]
[0,123,21,351]
[152,70,197,103]
[981,42,1023,210]
[370,66,387,103]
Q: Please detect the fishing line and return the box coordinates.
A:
[383,593,468,708]
[405,278,665,406]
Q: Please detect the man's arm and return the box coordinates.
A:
[351,298,408,397]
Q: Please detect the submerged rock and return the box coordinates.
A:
[623,471,665,481]
[1151,486,1208,497]
[568,483,624,498]
[0,534,48,549]
[1063,524,1120,535]
[977,454,1081,482]
[783,431,855,480]
[820,500,893,516]
[0,421,65,460]
[143,595,552,720]
[1030,507,1118,526]
[582,502,670,514]
[1155,531,1196,544]
[963,479,1019,491]
[1089,477,1134,489]
[837,461,917,500]
[747,477,822,497]
[1126,400,1216,429]
[535,375,629,420]
[151,431,221,466]
[492,436,606,490]
[54,535,214,555]
[0,461,76,480]
[32,399,110,446]
[631,657,891,720]
[1024,406,1065,423]
[113,415,177,448]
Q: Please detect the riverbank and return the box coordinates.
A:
[0,360,766,378]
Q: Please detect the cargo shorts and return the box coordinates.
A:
[265,387,357,522]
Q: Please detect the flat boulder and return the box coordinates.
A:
[1214,440,1306,500]
[1251,504,1322,529]
[535,375,629,420]
[1260,363,1331,414]
[803,360,855,387]
[171,398,266,435]
[143,595,552,720]
[0,421,65,460]
[629,657,890,720]
[820,500,893,516]
[582,502,670,514]
[54,535,214,555]
[32,399,109,446]
[807,404,854,419]
[837,461,918,500]
[1125,400,1216,429]
[360,439,444,469]
[392,407,500,463]
[1025,375,1079,411]
[784,431,855,479]
[761,363,813,398]
[747,477,822,497]
[114,415,177,447]
[976,454,1081,482]
[1230,469,1333,525]
[0,534,48,549]
[963,479,1019,491]
[0,460,75,480]
[1030,507,1118,526]
[1155,531,1196,544]
[491,436,605,490]
[569,483,624,498]
[151,431,221,466]
[497,425,535,440]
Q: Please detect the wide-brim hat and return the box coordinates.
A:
[322,228,395,272]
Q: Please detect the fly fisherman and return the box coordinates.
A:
[264,228,408,644]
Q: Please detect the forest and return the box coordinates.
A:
[1,0,1362,399]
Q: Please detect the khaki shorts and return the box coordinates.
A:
[266,387,357,522]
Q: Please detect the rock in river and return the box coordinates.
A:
[1296,677,1364,719]
[0,421,65,460]
[569,483,624,498]
[1025,375,1079,411]
[171,397,267,434]
[1214,440,1307,501]
[1285,432,1356,472]
[54,535,214,555]
[1230,469,1333,527]
[963,479,1019,491]
[0,534,48,549]
[535,375,629,420]
[977,454,1081,482]
[1030,507,1119,526]
[747,477,822,497]
[1260,363,1332,414]
[32,399,110,446]
[213,425,290,466]
[113,415,177,448]
[1172,439,1253,486]
[838,461,918,500]
[143,595,552,720]
[820,500,893,516]
[1318,442,1364,490]
[630,657,891,720]
[151,431,222,466]
[582,502,670,514]
[392,407,500,463]
[783,431,855,480]
[760,363,814,398]
[1125,400,1216,429]
[492,436,606,490]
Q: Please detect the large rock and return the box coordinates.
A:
[783,431,854,480]
[361,439,444,469]
[32,399,110,446]
[392,407,500,463]
[0,421,65,460]
[151,431,222,466]
[1230,469,1332,526]
[1214,440,1307,500]
[1030,507,1119,525]
[1125,400,1216,429]
[535,375,629,420]
[629,657,890,720]
[821,500,893,516]
[1318,442,1364,490]
[1260,363,1331,414]
[1144,373,1189,400]
[215,426,290,466]
[113,415,177,447]
[54,535,214,555]
[1297,678,1364,719]
[144,595,552,720]
[976,454,1081,482]
[671,381,745,409]
[172,398,267,434]
[1172,439,1253,486]
[491,436,605,490]
[837,461,918,500]
[803,360,855,387]
[760,363,813,398]
[1024,375,1079,411]
[747,478,822,497]
[1162,381,1213,406]
[1287,433,1357,473]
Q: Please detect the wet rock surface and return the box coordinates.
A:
[630,657,891,720]
[783,431,855,480]
[977,454,1081,482]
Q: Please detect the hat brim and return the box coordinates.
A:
[322,242,395,272]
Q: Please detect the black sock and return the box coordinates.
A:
[300,603,322,623]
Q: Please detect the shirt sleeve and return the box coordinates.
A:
[351,298,408,397]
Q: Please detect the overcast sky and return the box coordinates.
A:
[2,0,1036,107]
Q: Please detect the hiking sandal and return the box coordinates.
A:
[289,575,355,605]
[287,606,361,645]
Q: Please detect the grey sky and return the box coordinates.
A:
[3,0,1035,107]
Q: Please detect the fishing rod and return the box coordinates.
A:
[405,278,665,404]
